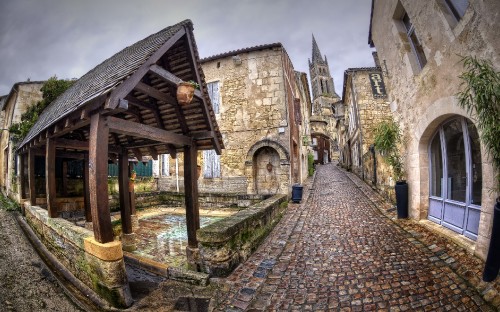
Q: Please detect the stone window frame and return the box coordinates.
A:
[435,0,474,41]
[392,1,428,74]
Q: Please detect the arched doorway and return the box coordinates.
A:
[428,117,482,240]
[253,146,280,195]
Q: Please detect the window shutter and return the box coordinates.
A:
[208,81,220,114]
[203,149,220,178]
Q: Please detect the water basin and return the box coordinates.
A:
[132,213,222,266]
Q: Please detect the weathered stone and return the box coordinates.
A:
[83,237,123,261]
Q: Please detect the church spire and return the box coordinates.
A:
[312,34,325,64]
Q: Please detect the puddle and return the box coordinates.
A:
[132,214,222,266]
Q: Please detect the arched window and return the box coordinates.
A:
[428,117,482,240]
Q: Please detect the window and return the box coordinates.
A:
[203,149,220,178]
[402,13,427,69]
[207,81,220,114]
[445,0,468,21]
[161,154,169,176]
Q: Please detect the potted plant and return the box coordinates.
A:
[373,118,408,218]
[176,80,199,105]
[457,56,500,282]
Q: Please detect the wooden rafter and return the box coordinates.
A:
[107,116,192,146]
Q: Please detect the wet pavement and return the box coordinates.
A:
[213,163,498,311]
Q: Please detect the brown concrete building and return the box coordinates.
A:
[158,44,312,195]
[369,0,499,259]
[0,81,44,200]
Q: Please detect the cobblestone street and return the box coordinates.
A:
[215,163,498,311]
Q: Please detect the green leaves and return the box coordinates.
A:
[9,76,74,145]
[374,119,405,181]
[457,56,500,192]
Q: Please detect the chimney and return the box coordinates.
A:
[372,51,380,67]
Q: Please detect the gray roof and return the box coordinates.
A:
[20,19,192,149]
[200,43,282,63]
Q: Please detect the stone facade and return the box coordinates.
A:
[158,44,312,195]
[0,82,44,200]
[369,0,499,259]
[339,61,393,200]
[309,36,341,164]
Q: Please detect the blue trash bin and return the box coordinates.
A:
[291,184,303,203]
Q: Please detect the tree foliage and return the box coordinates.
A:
[457,56,500,194]
[9,76,74,145]
[373,119,405,182]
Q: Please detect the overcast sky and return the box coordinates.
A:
[0,0,375,97]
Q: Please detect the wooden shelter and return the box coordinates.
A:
[17,19,223,248]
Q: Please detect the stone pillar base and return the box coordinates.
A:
[131,214,139,232]
[186,246,201,271]
[85,222,93,231]
[122,233,137,252]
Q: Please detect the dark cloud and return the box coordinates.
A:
[0,0,374,96]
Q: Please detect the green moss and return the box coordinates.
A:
[0,192,20,212]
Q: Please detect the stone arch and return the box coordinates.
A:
[246,139,289,164]
[412,96,495,258]
[245,139,290,195]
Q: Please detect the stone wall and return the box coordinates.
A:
[197,194,288,277]
[0,83,43,197]
[201,46,297,195]
[370,0,499,259]
[24,204,132,308]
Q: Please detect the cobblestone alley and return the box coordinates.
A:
[215,163,497,311]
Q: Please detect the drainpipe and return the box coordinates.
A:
[175,158,179,193]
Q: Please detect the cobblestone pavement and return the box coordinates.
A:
[213,163,498,311]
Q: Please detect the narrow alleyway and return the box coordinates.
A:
[216,163,496,311]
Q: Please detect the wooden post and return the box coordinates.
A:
[89,114,114,243]
[61,160,68,197]
[46,137,58,218]
[183,144,200,247]
[128,162,136,215]
[28,149,36,205]
[19,154,26,199]
[119,152,132,234]
[83,153,92,222]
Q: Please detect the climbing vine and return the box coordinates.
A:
[9,76,74,145]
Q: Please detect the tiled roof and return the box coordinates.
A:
[200,43,282,63]
[20,20,192,149]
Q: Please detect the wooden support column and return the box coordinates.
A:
[19,154,26,199]
[83,153,92,222]
[128,163,136,215]
[61,160,68,197]
[28,149,36,205]
[46,137,58,218]
[118,152,132,235]
[89,114,114,243]
[183,144,200,247]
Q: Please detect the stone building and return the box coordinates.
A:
[369,0,499,259]
[158,44,311,195]
[339,52,393,198]
[0,81,44,200]
[308,36,341,164]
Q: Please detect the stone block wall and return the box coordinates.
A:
[197,194,288,277]
[24,204,132,308]
[370,0,499,259]
[201,47,294,195]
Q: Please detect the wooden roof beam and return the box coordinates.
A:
[149,64,204,100]
[107,116,192,146]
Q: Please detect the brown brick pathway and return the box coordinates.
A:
[213,163,498,311]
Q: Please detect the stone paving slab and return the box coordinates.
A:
[212,163,499,311]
